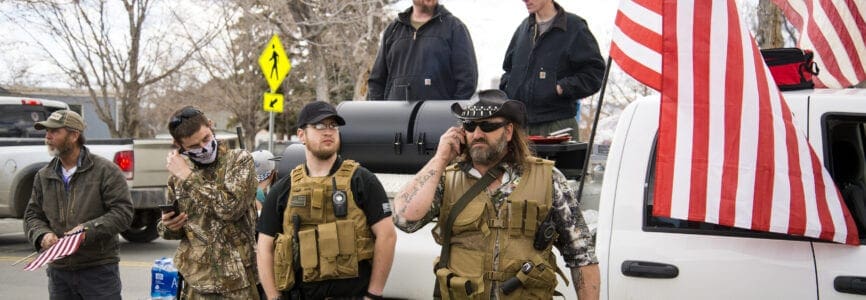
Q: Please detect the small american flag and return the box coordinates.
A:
[24,230,86,271]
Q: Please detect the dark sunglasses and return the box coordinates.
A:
[168,107,202,130]
[462,121,509,133]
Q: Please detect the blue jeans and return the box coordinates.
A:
[47,263,122,300]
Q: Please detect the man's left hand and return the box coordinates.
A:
[556,84,564,96]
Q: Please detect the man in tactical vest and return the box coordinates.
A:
[159,106,260,299]
[394,89,599,299]
[257,101,397,300]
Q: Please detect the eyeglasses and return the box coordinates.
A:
[463,121,508,133]
[168,107,202,131]
[308,122,340,131]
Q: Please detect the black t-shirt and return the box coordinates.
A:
[257,157,391,237]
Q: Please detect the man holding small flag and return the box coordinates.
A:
[23,110,134,299]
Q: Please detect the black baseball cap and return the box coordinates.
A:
[297,101,346,127]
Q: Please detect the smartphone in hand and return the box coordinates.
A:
[158,201,180,215]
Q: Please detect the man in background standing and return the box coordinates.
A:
[368,0,478,101]
[500,0,606,136]
[24,110,133,299]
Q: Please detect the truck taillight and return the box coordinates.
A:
[114,150,134,180]
[21,99,43,106]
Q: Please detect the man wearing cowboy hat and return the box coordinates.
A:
[394,89,599,299]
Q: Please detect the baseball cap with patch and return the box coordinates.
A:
[34,110,86,131]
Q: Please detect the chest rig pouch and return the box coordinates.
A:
[274,160,374,289]
[435,158,560,300]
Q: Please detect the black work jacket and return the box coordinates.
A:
[367,4,478,101]
[500,2,606,124]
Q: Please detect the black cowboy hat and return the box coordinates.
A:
[450,89,526,125]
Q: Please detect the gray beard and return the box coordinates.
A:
[469,133,507,166]
[46,138,72,157]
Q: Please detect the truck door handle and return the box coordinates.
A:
[621,260,679,279]
[835,276,866,295]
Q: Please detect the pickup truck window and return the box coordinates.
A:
[0,105,54,138]
[823,114,866,244]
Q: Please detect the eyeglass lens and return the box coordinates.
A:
[310,123,339,130]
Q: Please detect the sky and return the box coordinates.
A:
[0,0,757,90]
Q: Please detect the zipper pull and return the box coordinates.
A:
[413,30,417,41]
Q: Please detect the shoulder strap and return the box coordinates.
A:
[335,160,359,190]
[436,166,504,270]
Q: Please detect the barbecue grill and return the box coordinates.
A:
[277,100,587,180]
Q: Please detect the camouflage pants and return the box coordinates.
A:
[180,267,260,300]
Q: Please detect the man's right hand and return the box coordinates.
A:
[435,126,466,163]
[161,211,188,231]
[40,232,58,250]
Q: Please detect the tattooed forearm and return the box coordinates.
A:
[397,169,438,215]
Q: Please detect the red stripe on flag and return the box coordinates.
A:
[615,11,663,52]
[780,94,808,236]
[751,40,776,233]
[652,0,680,218]
[817,0,866,81]
[810,152,836,241]
[633,0,663,14]
[688,1,713,221]
[610,44,662,90]
[845,1,866,44]
[719,1,745,227]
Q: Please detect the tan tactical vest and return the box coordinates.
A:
[434,157,558,300]
[272,160,374,290]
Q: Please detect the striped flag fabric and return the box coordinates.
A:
[771,0,866,88]
[24,230,86,271]
[611,0,859,244]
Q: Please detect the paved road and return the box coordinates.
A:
[0,218,178,299]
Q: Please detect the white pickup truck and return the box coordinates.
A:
[0,96,164,242]
[597,89,866,299]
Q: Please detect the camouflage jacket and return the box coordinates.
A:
[158,142,259,293]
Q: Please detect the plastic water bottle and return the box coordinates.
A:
[151,257,179,300]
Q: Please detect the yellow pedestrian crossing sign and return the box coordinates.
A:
[258,34,291,92]
[263,92,284,113]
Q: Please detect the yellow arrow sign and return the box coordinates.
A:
[258,34,291,92]
[263,92,284,113]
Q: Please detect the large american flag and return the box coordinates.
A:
[24,230,86,271]
[771,0,866,88]
[611,0,859,244]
